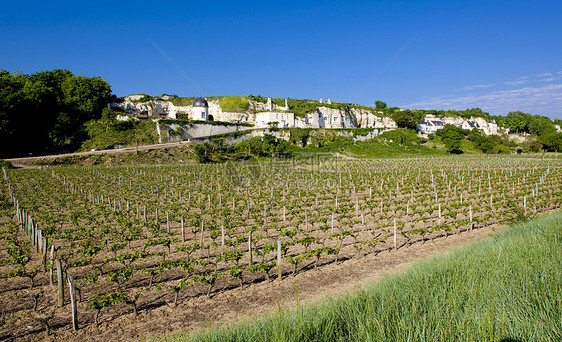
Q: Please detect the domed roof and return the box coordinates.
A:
[193,97,208,108]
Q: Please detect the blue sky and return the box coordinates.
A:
[2,0,561,119]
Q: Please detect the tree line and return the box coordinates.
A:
[0,69,112,157]
[374,101,562,153]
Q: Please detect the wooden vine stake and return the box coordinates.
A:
[248,231,253,265]
[469,205,473,230]
[181,216,185,242]
[56,259,64,307]
[361,213,365,233]
[277,240,282,281]
[393,218,397,249]
[68,277,78,331]
[50,245,56,286]
[36,229,41,254]
[41,237,48,266]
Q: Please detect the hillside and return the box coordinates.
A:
[2,69,562,159]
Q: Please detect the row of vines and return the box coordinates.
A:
[1,154,561,339]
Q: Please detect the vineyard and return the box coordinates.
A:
[1,154,561,340]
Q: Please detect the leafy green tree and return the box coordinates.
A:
[0,69,112,157]
[436,124,465,153]
[505,111,531,133]
[522,136,542,152]
[528,115,556,136]
[468,129,495,153]
[539,132,562,152]
[375,100,387,110]
[62,76,111,119]
[391,109,424,130]
[100,108,117,133]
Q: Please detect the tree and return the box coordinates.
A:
[100,108,117,133]
[505,111,531,133]
[62,76,111,120]
[375,100,387,110]
[468,129,495,153]
[436,124,465,153]
[522,136,543,152]
[0,69,112,157]
[528,115,556,137]
[391,109,424,130]
[539,132,562,152]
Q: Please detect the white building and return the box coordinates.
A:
[192,98,209,121]
[417,120,444,134]
[255,112,295,128]
[486,121,498,135]
[462,120,481,130]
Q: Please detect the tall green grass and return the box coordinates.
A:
[182,211,562,342]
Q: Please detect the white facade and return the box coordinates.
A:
[462,120,480,130]
[192,106,209,121]
[417,120,444,134]
[486,121,498,135]
[418,115,500,136]
[254,112,295,128]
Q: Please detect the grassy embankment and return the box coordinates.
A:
[79,120,158,152]
[183,211,561,342]
[290,129,447,158]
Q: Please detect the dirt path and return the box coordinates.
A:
[25,223,501,342]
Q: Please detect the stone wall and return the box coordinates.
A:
[158,122,255,143]
[181,127,379,146]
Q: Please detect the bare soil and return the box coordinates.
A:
[3,222,503,342]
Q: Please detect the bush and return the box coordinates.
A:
[492,144,511,154]
[0,160,14,169]
[177,113,190,120]
[436,124,465,153]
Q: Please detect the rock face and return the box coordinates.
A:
[295,107,397,129]
[109,96,500,135]
[109,96,399,130]
[109,97,191,119]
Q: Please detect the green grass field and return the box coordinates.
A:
[182,211,561,342]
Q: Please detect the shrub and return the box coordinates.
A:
[492,144,511,154]
[0,160,14,169]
